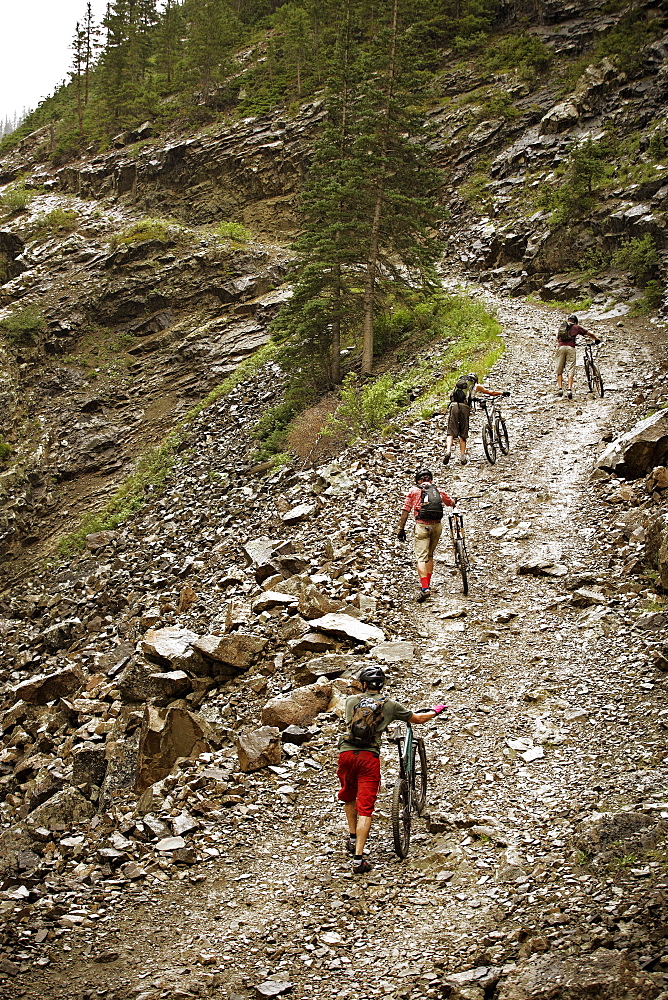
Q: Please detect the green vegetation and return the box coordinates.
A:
[482,31,553,82]
[109,217,175,249]
[0,307,47,346]
[540,138,608,226]
[0,183,34,214]
[611,235,661,285]
[0,440,11,462]
[217,221,250,243]
[31,207,79,238]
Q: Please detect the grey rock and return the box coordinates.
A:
[28,787,95,829]
[72,744,108,788]
[370,641,414,662]
[597,408,668,479]
[262,679,333,730]
[237,726,282,772]
[307,613,384,645]
[496,948,660,999]
[194,633,269,670]
[117,659,192,703]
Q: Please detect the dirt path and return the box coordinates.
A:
[10,299,668,1000]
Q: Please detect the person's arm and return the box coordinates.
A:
[439,489,455,508]
[398,490,416,538]
[409,705,446,724]
[476,386,504,398]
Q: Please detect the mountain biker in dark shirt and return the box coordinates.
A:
[444,373,509,465]
[555,314,600,399]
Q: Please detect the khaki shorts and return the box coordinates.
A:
[555,345,576,377]
[447,402,470,440]
[414,520,443,562]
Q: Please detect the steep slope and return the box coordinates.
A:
[1,294,667,1000]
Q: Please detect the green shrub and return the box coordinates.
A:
[0,183,33,214]
[324,373,412,444]
[0,307,47,346]
[217,221,250,243]
[483,33,553,81]
[611,235,661,285]
[631,280,664,315]
[32,207,79,238]
[109,218,174,250]
[0,440,11,461]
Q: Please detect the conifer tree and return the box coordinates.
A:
[156,0,184,86]
[183,0,241,102]
[71,20,87,137]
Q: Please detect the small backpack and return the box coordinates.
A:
[418,483,444,522]
[557,321,572,343]
[348,696,387,747]
[451,377,471,405]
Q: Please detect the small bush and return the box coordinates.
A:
[109,218,173,250]
[611,235,661,285]
[32,207,79,238]
[631,280,664,315]
[324,373,412,444]
[0,183,33,214]
[483,32,553,81]
[0,440,11,461]
[0,306,47,346]
[217,221,250,243]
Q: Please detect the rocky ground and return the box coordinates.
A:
[1,293,668,1000]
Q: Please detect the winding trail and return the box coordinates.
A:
[13,296,668,1000]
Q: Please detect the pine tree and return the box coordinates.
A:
[83,2,102,104]
[156,0,184,86]
[183,0,241,102]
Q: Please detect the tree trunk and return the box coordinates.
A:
[331,266,341,385]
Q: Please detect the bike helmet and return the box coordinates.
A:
[414,468,433,484]
[359,665,386,690]
[567,314,578,324]
[466,372,478,383]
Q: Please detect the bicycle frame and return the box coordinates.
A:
[448,507,465,545]
[397,721,414,784]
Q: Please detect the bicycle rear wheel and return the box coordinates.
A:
[455,538,469,595]
[584,356,594,392]
[482,423,496,464]
[412,739,428,816]
[391,779,411,858]
[593,366,604,397]
[495,417,509,455]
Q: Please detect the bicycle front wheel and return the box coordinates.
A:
[391,779,411,859]
[455,538,469,595]
[412,739,428,816]
[495,417,509,455]
[482,423,496,464]
[593,366,604,397]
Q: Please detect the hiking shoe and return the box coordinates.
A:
[556,388,563,397]
[443,451,451,465]
[459,455,469,465]
[352,858,372,875]
[567,390,573,400]
[417,588,430,603]
[345,837,356,856]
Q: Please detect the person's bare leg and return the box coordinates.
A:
[417,557,433,582]
[355,814,373,856]
[459,438,467,457]
[344,800,357,836]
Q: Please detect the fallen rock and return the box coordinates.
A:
[293,653,355,685]
[28,787,96,829]
[237,726,282,772]
[15,664,83,704]
[72,744,108,788]
[117,659,192,703]
[252,591,298,613]
[140,626,205,673]
[597,408,668,479]
[261,680,333,730]
[307,613,384,645]
[194,633,269,671]
[135,706,218,791]
[518,559,568,578]
[40,618,81,652]
[370,641,414,662]
[496,948,660,999]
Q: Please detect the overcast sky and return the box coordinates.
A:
[0,0,109,127]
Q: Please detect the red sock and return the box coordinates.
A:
[420,577,430,589]
[426,573,432,587]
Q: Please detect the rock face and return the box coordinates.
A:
[261,680,333,730]
[597,409,668,479]
[237,726,282,772]
[496,948,660,999]
[135,706,218,791]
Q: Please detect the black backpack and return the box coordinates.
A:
[451,377,471,405]
[348,696,387,747]
[418,484,444,522]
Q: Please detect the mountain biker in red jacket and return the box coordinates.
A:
[397,469,454,603]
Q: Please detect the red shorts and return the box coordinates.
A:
[337,751,381,816]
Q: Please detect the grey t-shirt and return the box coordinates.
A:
[338,692,412,756]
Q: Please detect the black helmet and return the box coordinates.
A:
[467,372,478,382]
[415,468,433,483]
[359,665,386,690]
[567,314,578,324]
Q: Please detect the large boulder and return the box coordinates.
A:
[307,613,384,645]
[262,680,333,731]
[237,726,282,772]
[193,633,269,671]
[27,787,95,829]
[645,511,668,590]
[40,618,82,652]
[140,626,207,674]
[117,659,192,703]
[597,409,668,479]
[72,744,108,788]
[496,948,660,999]
[15,664,83,705]
[135,706,218,791]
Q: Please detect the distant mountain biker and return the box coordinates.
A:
[555,314,600,399]
[443,372,509,465]
[397,468,454,603]
[337,665,445,874]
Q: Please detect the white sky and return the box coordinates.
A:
[0,0,109,127]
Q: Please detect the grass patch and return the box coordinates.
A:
[109,217,179,250]
[217,221,251,243]
[0,439,11,462]
[0,306,47,346]
[31,207,79,238]
[0,183,34,214]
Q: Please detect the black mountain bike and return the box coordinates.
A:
[478,397,509,465]
[390,721,427,858]
[582,340,604,397]
[447,498,471,595]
